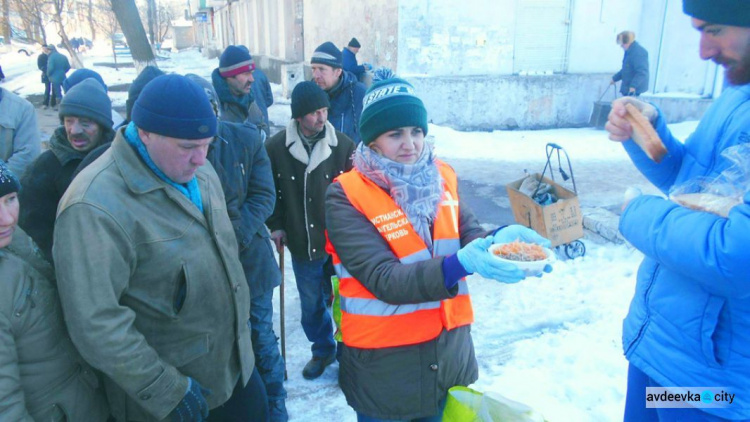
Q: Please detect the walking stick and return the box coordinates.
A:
[279,246,287,380]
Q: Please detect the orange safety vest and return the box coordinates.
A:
[325,160,473,349]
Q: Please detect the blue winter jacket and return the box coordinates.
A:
[342,47,366,79]
[46,51,70,85]
[620,84,750,420]
[251,69,274,131]
[326,70,366,145]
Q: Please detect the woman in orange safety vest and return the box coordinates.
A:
[324,73,551,421]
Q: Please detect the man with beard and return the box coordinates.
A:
[265,81,354,380]
[606,0,750,420]
[212,45,269,136]
[310,41,366,145]
[19,79,115,262]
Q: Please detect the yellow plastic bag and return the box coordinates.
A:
[443,386,546,422]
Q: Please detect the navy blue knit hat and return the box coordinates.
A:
[683,0,750,27]
[59,79,114,129]
[348,38,361,48]
[219,45,256,77]
[0,160,20,198]
[63,68,108,94]
[291,81,330,118]
[131,74,217,139]
[126,66,165,121]
[311,42,342,68]
[359,77,428,146]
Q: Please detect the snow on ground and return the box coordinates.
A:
[1,48,703,421]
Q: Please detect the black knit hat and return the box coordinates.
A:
[132,74,217,139]
[683,0,750,27]
[0,160,20,198]
[291,81,330,118]
[348,38,361,48]
[311,42,342,68]
[59,78,114,129]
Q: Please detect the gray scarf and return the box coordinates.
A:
[353,142,443,251]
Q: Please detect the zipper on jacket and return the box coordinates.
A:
[340,114,344,132]
[624,264,660,355]
[240,163,245,176]
[303,171,314,260]
[14,283,36,317]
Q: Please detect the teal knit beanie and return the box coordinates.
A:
[359,77,428,146]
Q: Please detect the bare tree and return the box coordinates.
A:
[50,0,84,68]
[11,0,48,44]
[110,0,155,72]
[146,0,156,46]
[157,3,172,44]
[87,0,96,40]
[2,0,10,42]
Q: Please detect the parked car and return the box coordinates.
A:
[111,33,127,48]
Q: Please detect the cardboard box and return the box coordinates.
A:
[506,173,583,247]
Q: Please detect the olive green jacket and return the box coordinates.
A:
[53,131,254,421]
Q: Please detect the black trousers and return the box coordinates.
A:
[208,368,269,422]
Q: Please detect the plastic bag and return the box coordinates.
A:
[669,144,749,217]
[518,175,557,206]
[443,386,546,422]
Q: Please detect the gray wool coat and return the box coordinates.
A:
[0,228,109,421]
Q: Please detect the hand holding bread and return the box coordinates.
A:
[605,97,667,163]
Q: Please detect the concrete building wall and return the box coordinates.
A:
[302,0,398,69]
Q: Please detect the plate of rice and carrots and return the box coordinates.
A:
[488,240,556,277]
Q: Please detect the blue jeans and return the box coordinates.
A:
[356,400,446,422]
[624,364,737,421]
[291,255,336,357]
[208,368,269,421]
[250,290,287,406]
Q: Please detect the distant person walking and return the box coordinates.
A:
[38,45,52,109]
[342,37,372,82]
[46,45,71,110]
[610,31,649,97]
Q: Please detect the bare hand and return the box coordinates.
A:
[270,230,287,254]
[605,97,657,142]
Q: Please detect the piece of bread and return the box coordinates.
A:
[624,103,667,163]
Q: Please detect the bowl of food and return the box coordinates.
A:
[488,241,555,277]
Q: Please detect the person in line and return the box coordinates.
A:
[212,45,269,136]
[37,45,52,109]
[325,76,550,421]
[236,45,275,133]
[342,37,372,82]
[606,1,750,420]
[62,68,125,128]
[0,87,40,177]
[266,81,355,380]
[610,31,649,97]
[45,45,70,110]
[0,160,109,421]
[19,79,115,263]
[311,41,366,145]
[186,73,288,421]
[53,74,266,421]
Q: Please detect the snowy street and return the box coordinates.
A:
[0,47,701,421]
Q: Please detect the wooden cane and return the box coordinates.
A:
[279,246,287,380]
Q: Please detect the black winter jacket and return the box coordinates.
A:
[19,126,114,262]
[265,120,354,260]
[208,121,280,297]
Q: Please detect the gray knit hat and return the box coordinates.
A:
[311,42,342,68]
[59,78,114,128]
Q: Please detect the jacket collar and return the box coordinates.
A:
[212,68,254,109]
[284,119,339,172]
[49,126,87,166]
[111,128,210,224]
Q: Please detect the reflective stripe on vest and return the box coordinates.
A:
[326,160,474,349]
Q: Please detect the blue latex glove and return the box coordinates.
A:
[364,62,373,71]
[456,237,525,283]
[492,224,552,248]
[170,377,211,422]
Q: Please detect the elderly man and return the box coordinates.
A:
[53,74,267,421]
[610,31,649,97]
[341,37,372,82]
[606,0,750,420]
[266,81,355,380]
[311,41,366,145]
[0,87,40,177]
[19,78,115,262]
[212,45,269,136]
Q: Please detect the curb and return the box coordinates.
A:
[582,207,626,245]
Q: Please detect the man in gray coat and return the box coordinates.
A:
[53,74,265,421]
[0,87,41,177]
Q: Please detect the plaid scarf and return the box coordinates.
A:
[353,142,443,251]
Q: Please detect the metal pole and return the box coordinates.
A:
[279,246,287,381]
